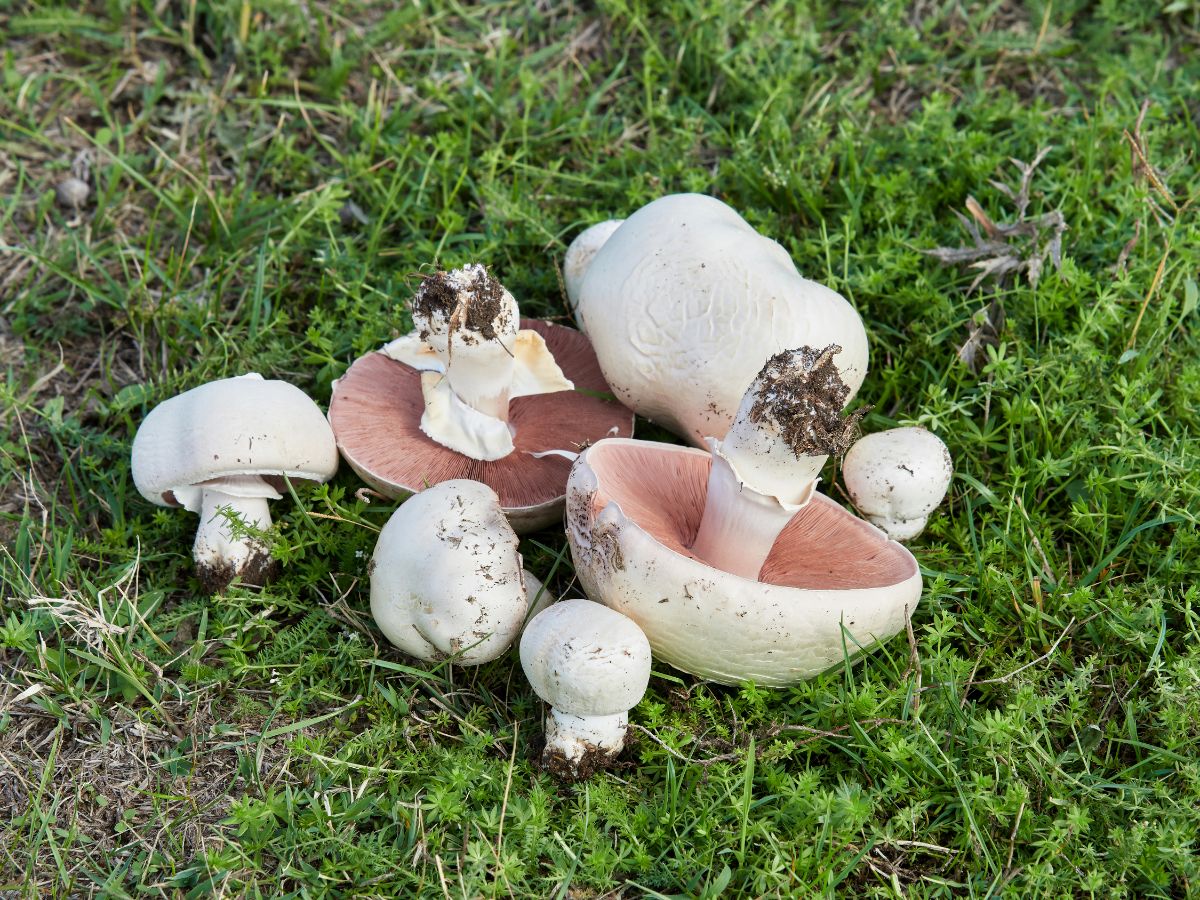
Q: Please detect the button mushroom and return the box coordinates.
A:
[131,374,339,592]
[568,193,870,445]
[519,598,651,778]
[563,219,623,321]
[843,427,953,541]
[371,479,535,665]
[329,264,633,532]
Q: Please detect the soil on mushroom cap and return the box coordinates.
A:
[748,343,868,458]
[411,265,508,341]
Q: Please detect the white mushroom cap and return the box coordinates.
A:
[131,373,338,591]
[843,427,953,541]
[520,599,651,717]
[131,373,339,512]
[574,193,869,445]
[520,598,651,776]
[563,219,623,326]
[370,479,528,665]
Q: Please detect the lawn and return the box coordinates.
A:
[2,0,1199,896]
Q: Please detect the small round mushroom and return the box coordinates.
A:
[843,427,953,541]
[563,219,623,324]
[370,480,532,665]
[329,264,633,532]
[55,177,91,210]
[519,598,651,778]
[569,193,870,445]
[131,374,339,592]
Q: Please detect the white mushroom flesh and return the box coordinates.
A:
[380,265,573,461]
[574,193,869,445]
[843,427,953,541]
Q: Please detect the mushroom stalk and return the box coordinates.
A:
[382,265,574,461]
[545,709,628,764]
[689,345,864,580]
[192,475,281,588]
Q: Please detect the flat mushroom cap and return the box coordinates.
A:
[565,438,921,686]
[520,599,651,717]
[330,319,634,532]
[131,373,339,512]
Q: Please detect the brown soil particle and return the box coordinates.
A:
[748,344,868,458]
[541,741,618,781]
[410,263,509,340]
[197,544,278,594]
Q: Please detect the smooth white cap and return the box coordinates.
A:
[564,219,623,327]
[520,598,651,717]
[131,373,338,512]
[843,427,953,541]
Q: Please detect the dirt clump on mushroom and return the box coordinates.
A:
[748,344,869,458]
[411,264,509,342]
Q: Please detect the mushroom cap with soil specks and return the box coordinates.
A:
[330,318,633,533]
[520,598,651,777]
[565,438,921,687]
[572,193,869,446]
[843,427,953,542]
[370,480,529,665]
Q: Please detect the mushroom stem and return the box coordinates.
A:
[689,445,820,579]
[688,345,863,580]
[384,265,574,461]
[193,477,279,590]
[544,708,628,769]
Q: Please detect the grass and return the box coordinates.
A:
[1,0,1199,895]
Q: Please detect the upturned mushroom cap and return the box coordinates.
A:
[370,480,529,665]
[843,427,953,541]
[565,438,921,686]
[519,599,651,717]
[131,373,339,512]
[574,193,869,445]
[330,318,634,532]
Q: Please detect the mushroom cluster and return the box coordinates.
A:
[129,195,954,780]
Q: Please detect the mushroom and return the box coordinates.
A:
[564,349,921,686]
[519,598,651,778]
[843,427,953,541]
[563,219,623,320]
[690,344,866,579]
[370,479,533,664]
[131,374,339,592]
[568,193,870,445]
[329,264,633,532]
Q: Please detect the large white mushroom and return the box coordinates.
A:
[329,264,633,532]
[131,374,339,592]
[565,193,870,445]
[564,348,921,687]
[843,427,953,541]
[370,479,533,664]
[520,599,651,778]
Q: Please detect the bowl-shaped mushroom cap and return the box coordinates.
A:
[329,319,634,532]
[370,479,528,664]
[575,194,869,446]
[843,427,953,517]
[131,373,339,512]
[520,598,652,717]
[566,438,921,686]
